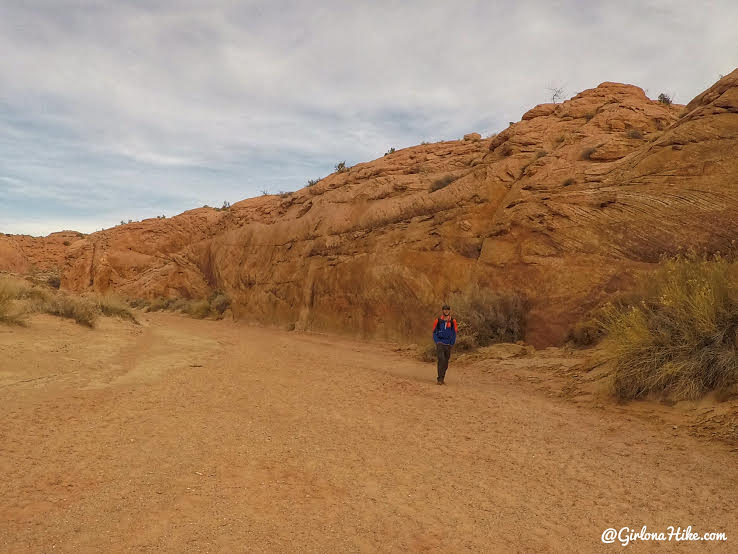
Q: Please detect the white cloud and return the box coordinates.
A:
[0,0,736,235]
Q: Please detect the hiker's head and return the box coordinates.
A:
[442,304,451,315]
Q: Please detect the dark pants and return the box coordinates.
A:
[436,343,452,382]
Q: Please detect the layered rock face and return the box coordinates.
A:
[2,71,737,346]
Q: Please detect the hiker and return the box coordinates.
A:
[433,304,457,385]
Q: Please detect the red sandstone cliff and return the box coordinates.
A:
[2,71,737,346]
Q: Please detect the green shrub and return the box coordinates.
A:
[657,93,672,106]
[601,251,738,400]
[307,178,321,187]
[384,147,396,156]
[334,161,349,173]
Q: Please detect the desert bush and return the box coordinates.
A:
[143,291,231,320]
[209,291,231,316]
[307,178,321,187]
[334,161,349,173]
[216,201,231,211]
[429,175,458,192]
[63,240,71,246]
[600,251,738,401]
[448,286,528,350]
[0,277,27,326]
[148,297,175,312]
[41,294,98,327]
[127,298,151,309]
[47,275,61,289]
[657,93,672,106]
[418,343,438,362]
[626,128,644,139]
[93,295,138,324]
[580,147,596,160]
[184,299,212,319]
[584,111,596,121]
[384,147,396,156]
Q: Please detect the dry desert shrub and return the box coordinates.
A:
[140,290,231,320]
[0,275,140,328]
[448,285,528,350]
[0,276,28,326]
[93,295,139,324]
[600,251,738,401]
[40,295,98,327]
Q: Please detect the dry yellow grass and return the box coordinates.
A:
[0,275,138,328]
[601,251,738,400]
[133,291,231,320]
[0,277,28,326]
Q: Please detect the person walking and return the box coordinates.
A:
[433,304,457,385]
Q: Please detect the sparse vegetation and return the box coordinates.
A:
[41,295,99,327]
[584,111,596,121]
[384,147,396,156]
[599,251,738,401]
[47,275,61,289]
[547,86,565,104]
[131,290,231,320]
[216,201,231,211]
[561,177,576,187]
[657,93,672,106]
[334,161,349,173]
[535,150,547,159]
[93,295,138,324]
[307,178,321,187]
[429,175,459,192]
[447,286,528,350]
[279,191,292,199]
[580,147,597,161]
[63,240,71,246]
[261,189,269,196]
[626,128,644,139]
[0,275,141,328]
[0,277,27,326]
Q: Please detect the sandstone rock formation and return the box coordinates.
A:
[2,71,737,346]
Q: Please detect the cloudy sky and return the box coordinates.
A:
[1,0,736,236]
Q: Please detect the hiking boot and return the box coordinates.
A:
[437,379,443,385]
